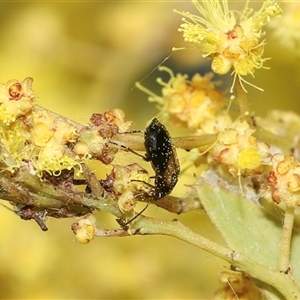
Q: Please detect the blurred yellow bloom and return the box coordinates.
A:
[269,2,300,53]
[137,66,227,131]
[198,112,232,135]
[215,270,263,299]
[175,0,282,92]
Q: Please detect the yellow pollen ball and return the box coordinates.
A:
[31,122,54,147]
[237,148,261,171]
[212,55,232,75]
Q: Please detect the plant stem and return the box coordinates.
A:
[278,205,295,273]
[130,215,300,299]
[235,79,250,117]
[173,134,217,150]
[113,132,217,152]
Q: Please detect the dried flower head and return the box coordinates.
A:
[175,0,282,92]
[265,153,300,207]
[71,214,97,244]
[0,78,35,125]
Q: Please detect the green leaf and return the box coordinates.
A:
[197,184,300,285]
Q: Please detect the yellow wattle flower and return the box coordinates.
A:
[175,0,282,92]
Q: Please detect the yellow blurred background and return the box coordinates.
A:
[1,1,300,299]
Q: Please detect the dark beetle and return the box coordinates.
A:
[144,118,180,199]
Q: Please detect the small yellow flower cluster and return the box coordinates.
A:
[208,120,270,177]
[198,112,232,135]
[0,78,80,177]
[73,109,133,164]
[103,164,151,213]
[137,66,227,132]
[30,110,79,176]
[0,80,140,178]
[265,154,300,207]
[175,0,282,91]
[139,65,270,182]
